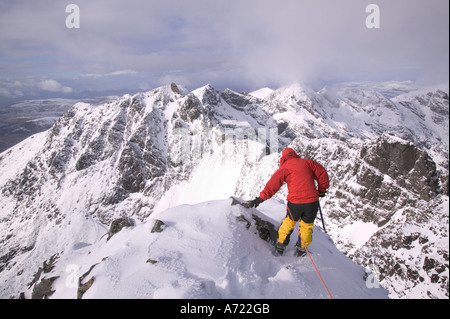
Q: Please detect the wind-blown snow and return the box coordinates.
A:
[249,88,274,100]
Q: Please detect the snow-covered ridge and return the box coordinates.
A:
[27,198,389,299]
[249,87,275,100]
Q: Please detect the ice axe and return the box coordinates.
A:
[230,196,251,208]
[318,201,327,233]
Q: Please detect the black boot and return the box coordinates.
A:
[295,238,307,257]
[282,229,294,246]
[275,242,286,255]
[296,247,307,257]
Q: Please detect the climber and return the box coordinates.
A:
[249,148,329,256]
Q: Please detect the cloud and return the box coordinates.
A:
[81,70,138,78]
[0,0,448,97]
[38,79,72,93]
[0,77,72,101]
[158,72,192,88]
[0,87,16,99]
[224,0,449,88]
[0,78,29,98]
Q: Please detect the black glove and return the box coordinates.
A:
[249,197,264,208]
[318,191,326,198]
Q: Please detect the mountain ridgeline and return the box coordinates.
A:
[0,81,448,298]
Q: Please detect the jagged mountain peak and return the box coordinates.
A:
[275,82,316,99]
[150,82,189,97]
[249,87,275,100]
[393,83,449,100]
[191,84,221,107]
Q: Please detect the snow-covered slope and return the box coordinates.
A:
[16,198,388,299]
[0,81,448,299]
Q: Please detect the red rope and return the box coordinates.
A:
[286,204,333,299]
[305,246,333,299]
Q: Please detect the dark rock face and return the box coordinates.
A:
[251,214,278,244]
[31,276,59,299]
[360,136,440,201]
[179,94,203,122]
[26,254,60,299]
[221,89,250,111]
[107,217,135,240]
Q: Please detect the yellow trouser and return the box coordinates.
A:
[277,217,314,248]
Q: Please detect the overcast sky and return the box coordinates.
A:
[0,0,448,103]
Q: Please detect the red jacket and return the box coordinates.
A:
[259,148,329,204]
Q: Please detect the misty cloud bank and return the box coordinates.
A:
[0,0,448,102]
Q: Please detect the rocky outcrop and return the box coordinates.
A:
[27,254,60,299]
[232,197,278,245]
[360,135,440,201]
[151,220,165,233]
[107,217,135,240]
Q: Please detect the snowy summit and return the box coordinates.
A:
[35,198,388,299]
